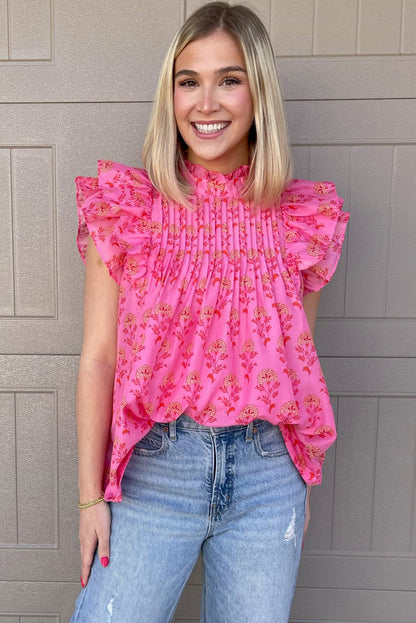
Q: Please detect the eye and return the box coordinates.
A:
[221,75,241,87]
[177,78,198,88]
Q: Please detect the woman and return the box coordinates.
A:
[71,3,349,621]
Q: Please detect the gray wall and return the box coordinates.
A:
[0,1,415,621]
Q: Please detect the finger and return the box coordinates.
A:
[98,529,111,568]
[80,539,96,587]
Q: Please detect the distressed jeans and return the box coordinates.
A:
[70,414,306,623]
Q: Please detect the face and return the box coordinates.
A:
[174,30,254,174]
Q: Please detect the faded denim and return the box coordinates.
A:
[70,414,306,622]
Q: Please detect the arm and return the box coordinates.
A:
[77,236,119,586]
[301,290,322,539]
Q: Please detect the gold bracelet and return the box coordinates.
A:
[78,494,105,510]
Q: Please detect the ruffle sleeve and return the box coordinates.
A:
[75,160,153,284]
[280,180,350,295]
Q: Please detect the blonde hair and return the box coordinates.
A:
[142,1,292,207]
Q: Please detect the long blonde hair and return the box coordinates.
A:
[142,1,292,207]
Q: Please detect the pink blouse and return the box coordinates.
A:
[76,160,349,501]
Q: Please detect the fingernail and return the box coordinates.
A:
[101,556,109,567]
[80,576,85,588]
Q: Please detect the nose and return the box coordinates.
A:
[196,85,220,114]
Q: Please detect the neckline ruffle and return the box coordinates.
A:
[184,159,249,183]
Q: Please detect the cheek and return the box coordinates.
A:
[173,91,185,127]
[174,89,194,121]
[232,90,254,125]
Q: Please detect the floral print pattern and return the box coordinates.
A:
[76,160,349,501]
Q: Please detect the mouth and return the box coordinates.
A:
[192,121,230,135]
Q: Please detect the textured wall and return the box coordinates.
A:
[0,1,415,621]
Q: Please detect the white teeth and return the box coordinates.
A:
[194,122,228,134]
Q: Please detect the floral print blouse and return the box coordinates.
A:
[76,160,349,501]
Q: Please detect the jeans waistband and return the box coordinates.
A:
[161,413,261,442]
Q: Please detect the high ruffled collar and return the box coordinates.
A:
[184,160,249,183]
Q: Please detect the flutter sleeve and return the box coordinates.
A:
[75,160,153,284]
[280,180,350,295]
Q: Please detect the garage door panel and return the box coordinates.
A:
[387,145,416,317]
[0,355,80,582]
[0,0,182,102]
[0,149,13,315]
[298,554,416,591]
[346,146,393,318]
[9,0,52,60]
[287,100,416,143]
[290,587,416,623]
[271,0,411,57]
[0,2,414,621]
[279,58,416,100]
[372,398,416,552]
[332,397,379,551]
[0,102,151,354]
[0,581,79,622]
[316,319,416,357]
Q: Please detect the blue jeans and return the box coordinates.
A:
[70,414,306,623]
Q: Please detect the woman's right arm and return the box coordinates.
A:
[77,236,119,587]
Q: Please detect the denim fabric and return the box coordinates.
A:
[70,415,306,623]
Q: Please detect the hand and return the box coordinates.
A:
[79,500,111,587]
[303,485,311,540]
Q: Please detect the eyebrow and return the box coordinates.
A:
[174,65,247,79]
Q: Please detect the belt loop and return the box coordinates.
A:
[168,419,177,441]
[245,420,254,442]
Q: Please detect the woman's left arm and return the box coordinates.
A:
[301,290,322,539]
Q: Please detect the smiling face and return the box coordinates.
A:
[173,30,254,174]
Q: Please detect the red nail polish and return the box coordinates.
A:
[80,576,85,588]
[101,556,109,567]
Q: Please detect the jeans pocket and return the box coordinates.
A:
[253,422,288,458]
[133,424,168,456]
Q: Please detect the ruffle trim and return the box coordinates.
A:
[184,159,249,183]
[280,179,350,294]
[75,160,153,284]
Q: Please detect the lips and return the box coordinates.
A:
[192,121,230,134]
